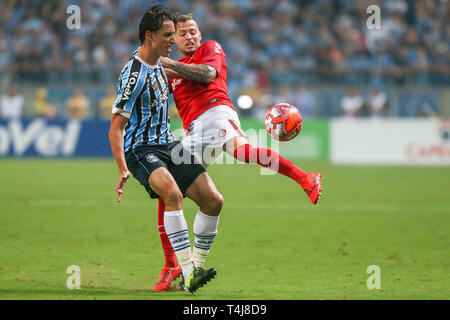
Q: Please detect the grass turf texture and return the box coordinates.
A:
[0,159,448,300]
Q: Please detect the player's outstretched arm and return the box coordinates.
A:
[163,67,183,79]
[160,57,216,84]
[109,114,131,202]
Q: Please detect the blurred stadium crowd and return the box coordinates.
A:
[0,0,448,119]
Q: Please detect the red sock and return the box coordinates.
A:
[157,198,178,268]
[233,144,307,185]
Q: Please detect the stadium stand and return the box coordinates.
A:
[0,0,448,118]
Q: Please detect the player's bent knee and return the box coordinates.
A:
[216,192,224,210]
[160,188,183,209]
[208,192,224,216]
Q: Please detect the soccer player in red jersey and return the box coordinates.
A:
[153,14,322,291]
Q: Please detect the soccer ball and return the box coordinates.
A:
[264,103,303,141]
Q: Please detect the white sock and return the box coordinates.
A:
[164,210,193,278]
[192,210,219,268]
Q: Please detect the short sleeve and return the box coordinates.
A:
[194,41,224,75]
[112,59,145,118]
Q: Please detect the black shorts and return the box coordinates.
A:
[125,141,205,199]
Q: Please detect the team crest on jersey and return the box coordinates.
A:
[214,42,222,54]
[219,129,227,137]
[145,154,159,164]
[171,79,182,91]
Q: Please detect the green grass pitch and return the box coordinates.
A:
[0,158,448,300]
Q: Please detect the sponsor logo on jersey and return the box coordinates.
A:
[157,73,166,86]
[150,90,168,109]
[122,71,139,101]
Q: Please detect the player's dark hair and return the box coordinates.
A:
[138,5,176,44]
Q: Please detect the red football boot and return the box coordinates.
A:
[302,172,322,205]
[153,265,182,291]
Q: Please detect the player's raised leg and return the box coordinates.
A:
[225,136,322,205]
[153,198,181,291]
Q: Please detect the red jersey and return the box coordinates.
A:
[169,40,235,130]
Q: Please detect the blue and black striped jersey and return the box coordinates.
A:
[112,48,175,152]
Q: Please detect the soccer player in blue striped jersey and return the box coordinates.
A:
[113,47,174,147]
[108,6,222,293]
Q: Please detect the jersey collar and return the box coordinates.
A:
[135,55,158,69]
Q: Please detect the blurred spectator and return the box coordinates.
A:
[367,88,388,117]
[0,84,24,119]
[340,87,365,117]
[253,86,275,120]
[0,0,447,120]
[0,0,446,89]
[418,101,438,118]
[273,84,292,104]
[168,101,180,119]
[34,88,57,118]
[292,84,316,119]
[66,87,90,119]
[99,85,116,119]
